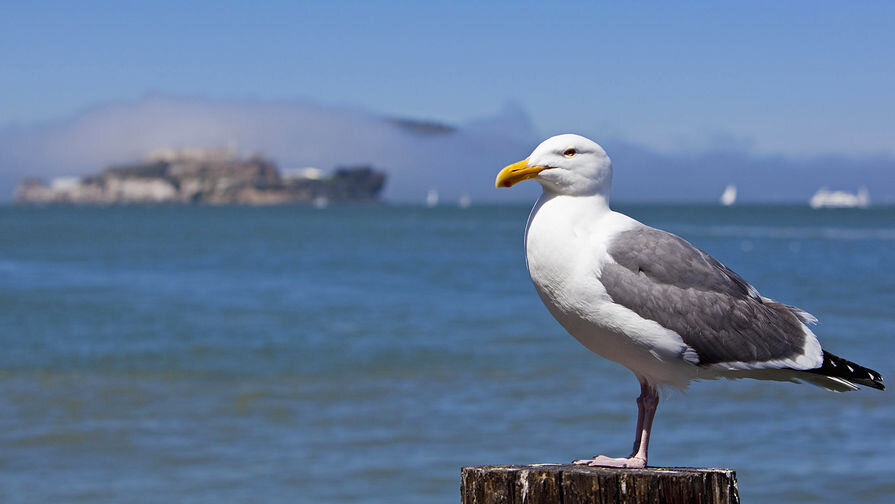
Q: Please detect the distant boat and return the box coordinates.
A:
[426,189,439,208]
[809,187,870,209]
[458,193,471,209]
[720,185,737,206]
[312,196,329,209]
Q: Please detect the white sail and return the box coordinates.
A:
[720,185,737,206]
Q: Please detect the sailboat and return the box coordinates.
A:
[720,185,737,206]
[458,193,472,209]
[426,189,439,208]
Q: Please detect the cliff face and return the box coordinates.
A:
[14,151,386,204]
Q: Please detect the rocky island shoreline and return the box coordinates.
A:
[14,148,386,205]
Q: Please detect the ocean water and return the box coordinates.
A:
[0,204,893,503]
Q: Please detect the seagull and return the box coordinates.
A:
[495,134,885,468]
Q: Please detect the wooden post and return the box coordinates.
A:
[461,465,739,504]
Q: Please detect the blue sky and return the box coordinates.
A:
[2,1,894,156]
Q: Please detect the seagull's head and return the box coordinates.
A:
[495,134,612,197]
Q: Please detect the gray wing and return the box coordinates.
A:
[601,226,810,366]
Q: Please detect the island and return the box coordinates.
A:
[14,148,387,205]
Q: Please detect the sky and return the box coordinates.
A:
[1,1,894,201]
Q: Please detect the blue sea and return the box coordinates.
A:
[1,204,893,503]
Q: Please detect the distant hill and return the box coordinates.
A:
[1,95,893,204]
[603,141,895,204]
[15,148,385,205]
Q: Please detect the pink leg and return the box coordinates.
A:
[574,381,659,468]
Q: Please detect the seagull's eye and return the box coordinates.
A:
[563,148,577,157]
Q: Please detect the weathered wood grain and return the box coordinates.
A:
[461,465,739,504]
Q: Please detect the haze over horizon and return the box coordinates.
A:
[2,2,893,203]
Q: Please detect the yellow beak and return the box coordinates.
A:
[495,159,548,188]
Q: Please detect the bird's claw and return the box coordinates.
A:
[573,455,646,468]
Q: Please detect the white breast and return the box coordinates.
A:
[524,193,699,388]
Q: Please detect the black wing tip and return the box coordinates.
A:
[807,350,885,391]
[850,377,885,391]
[867,381,886,391]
